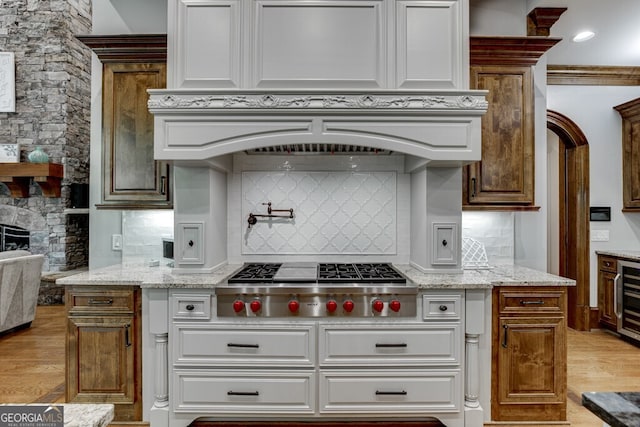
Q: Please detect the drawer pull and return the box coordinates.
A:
[124,324,132,347]
[375,343,407,348]
[227,343,260,349]
[185,304,195,311]
[227,391,259,396]
[88,298,113,306]
[439,305,448,311]
[502,324,508,348]
[520,300,545,305]
[375,390,407,396]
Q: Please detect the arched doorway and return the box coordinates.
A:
[547,110,590,331]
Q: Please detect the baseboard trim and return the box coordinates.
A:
[484,422,570,426]
[589,306,600,330]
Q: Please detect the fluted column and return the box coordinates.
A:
[465,333,480,408]
[154,332,169,407]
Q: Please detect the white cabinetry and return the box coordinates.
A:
[168,289,465,426]
[168,0,468,90]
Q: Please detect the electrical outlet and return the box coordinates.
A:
[112,234,123,250]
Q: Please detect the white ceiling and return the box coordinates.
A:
[529,0,640,66]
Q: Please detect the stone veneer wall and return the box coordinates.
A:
[0,0,92,272]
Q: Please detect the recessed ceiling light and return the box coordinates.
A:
[573,31,595,42]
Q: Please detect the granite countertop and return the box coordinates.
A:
[57,262,574,289]
[596,250,640,263]
[582,392,640,427]
[0,403,113,427]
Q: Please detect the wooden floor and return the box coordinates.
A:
[1,305,639,426]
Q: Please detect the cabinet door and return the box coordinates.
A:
[101,62,171,208]
[464,65,534,207]
[493,316,566,421]
[598,270,618,330]
[66,315,140,420]
[614,98,640,210]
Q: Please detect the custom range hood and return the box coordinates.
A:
[149,89,487,166]
[149,0,488,166]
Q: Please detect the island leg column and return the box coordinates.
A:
[144,289,170,427]
[465,289,487,427]
[154,332,169,407]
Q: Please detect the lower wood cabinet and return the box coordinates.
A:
[597,254,618,331]
[491,286,567,422]
[66,286,142,422]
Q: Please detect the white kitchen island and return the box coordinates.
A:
[58,263,574,427]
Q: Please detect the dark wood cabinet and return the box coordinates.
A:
[101,61,170,208]
[597,254,618,330]
[614,97,640,211]
[492,286,567,422]
[66,286,142,422]
[464,36,559,210]
[77,34,171,209]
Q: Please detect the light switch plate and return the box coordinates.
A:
[591,229,610,242]
[111,234,122,251]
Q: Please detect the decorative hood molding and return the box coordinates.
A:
[149,89,488,165]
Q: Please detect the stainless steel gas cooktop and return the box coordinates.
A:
[227,262,407,285]
[217,262,416,317]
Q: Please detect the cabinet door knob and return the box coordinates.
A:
[439,305,448,312]
[185,304,195,311]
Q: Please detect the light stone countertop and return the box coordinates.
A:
[596,250,640,263]
[0,403,113,427]
[57,262,574,289]
[63,404,114,427]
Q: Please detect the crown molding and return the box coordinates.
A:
[75,34,167,63]
[470,36,561,66]
[547,65,640,86]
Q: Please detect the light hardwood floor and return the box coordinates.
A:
[0,305,638,426]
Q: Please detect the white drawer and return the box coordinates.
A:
[319,369,461,413]
[319,324,460,366]
[173,369,315,414]
[173,323,316,366]
[172,293,211,320]
[422,293,462,320]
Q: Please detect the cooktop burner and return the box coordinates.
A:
[227,263,282,282]
[228,262,406,284]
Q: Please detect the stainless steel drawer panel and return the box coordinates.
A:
[173,369,315,414]
[422,294,462,320]
[172,293,211,320]
[319,324,460,366]
[319,369,461,413]
[173,324,315,366]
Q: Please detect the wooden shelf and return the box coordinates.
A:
[0,163,63,197]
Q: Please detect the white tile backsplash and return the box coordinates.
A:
[461,211,514,266]
[122,210,174,263]
[241,171,397,255]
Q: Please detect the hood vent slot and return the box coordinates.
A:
[246,144,393,155]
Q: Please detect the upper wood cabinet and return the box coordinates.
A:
[77,35,172,209]
[614,97,640,211]
[464,36,559,210]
